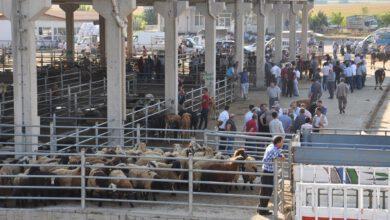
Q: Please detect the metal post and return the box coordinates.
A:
[103,77,107,94]
[95,122,99,147]
[74,93,78,114]
[281,161,285,212]
[89,80,92,106]
[67,85,71,116]
[49,122,57,153]
[191,89,194,112]
[60,66,64,96]
[136,123,140,144]
[80,150,86,209]
[145,104,149,143]
[49,89,53,116]
[79,71,82,93]
[273,159,279,217]
[44,75,48,102]
[76,127,80,152]
[188,153,193,217]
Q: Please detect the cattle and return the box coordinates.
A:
[374,68,386,90]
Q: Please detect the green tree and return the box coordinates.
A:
[361,7,369,15]
[379,12,390,26]
[309,11,328,33]
[133,14,147,31]
[144,8,157,25]
[330,12,344,29]
[78,5,93,11]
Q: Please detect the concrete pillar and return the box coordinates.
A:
[255,0,266,89]
[301,2,313,60]
[233,0,251,73]
[60,3,79,63]
[301,3,308,60]
[274,3,283,64]
[197,0,225,98]
[99,15,106,67]
[0,0,50,153]
[127,13,133,59]
[154,0,188,114]
[289,2,297,61]
[92,0,136,146]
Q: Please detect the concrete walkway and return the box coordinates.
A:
[218,66,389,133]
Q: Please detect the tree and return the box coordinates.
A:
[309,11,328,33]
[379,12,390,27]
[361,7,369,15]
[144,8,157,25]
[330,12,344,29]
[133,14,147,31]
[78,5,93,11]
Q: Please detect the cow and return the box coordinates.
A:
[374,68,386,90]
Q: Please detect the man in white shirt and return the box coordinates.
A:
[312,107,328,132]
[217,105,230,150]
[351,61,357,91]
[344,52,351,62]
[218,106,230,131]
[269,111,285,136]
[343,63,354,93]
[243,105,255,130]
[270,64,281,87]
[322,62,331,91]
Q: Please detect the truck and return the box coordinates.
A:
[346,15,378,31]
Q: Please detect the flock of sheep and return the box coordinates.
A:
[0,141,260,208]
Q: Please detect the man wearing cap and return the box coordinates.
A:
[257,136,285,216]
[225,113,237,155]
[217,106,230,150]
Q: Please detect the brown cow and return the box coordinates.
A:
[180,113,191,139]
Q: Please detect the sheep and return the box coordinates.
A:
[180,113,191,138]
[127,164,162,201]
[51,167,82,196]
[87,166,110,207]
[165,114,181,140]
[147,161,182,194]
[12,166,59,207]
[242,156,258,190]
[108,169,134,207]
[194,155,245,193]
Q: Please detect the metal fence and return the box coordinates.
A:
[0,125,292,218]
[294,164,390,220]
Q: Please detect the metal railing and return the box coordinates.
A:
[0,128,291,218]
[294,164,390,220]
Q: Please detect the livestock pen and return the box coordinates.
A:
[0,124,294,219]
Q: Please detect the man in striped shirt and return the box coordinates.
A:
[257,136,285,215]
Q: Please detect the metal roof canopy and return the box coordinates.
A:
[294,133,390,167]
[51,0,309,6]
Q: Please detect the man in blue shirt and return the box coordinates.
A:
[257,136,285,216]
[239,68,249,100]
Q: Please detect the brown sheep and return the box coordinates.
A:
[51,167,82,196]
[147,161,182,194]
[242,156,258,190]
[108,169,134,207]
[194,155,245,192]
[87,166,110,207]
[180,113,191,138]
[127,164,161,201]
[165,114,181,140]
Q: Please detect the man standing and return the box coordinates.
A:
[239,68,250,100]
[257,136,285,216]
[332,41,339,59]
[217,106,230,150]
[244,105,255,130]
[267,82,281,108]
[198,88,211,129]
[344,62,354,93]
[327,65,336,99]
[279,109,292,133]
[270,63,281,86]
[293,108,307,133]
[287,63,296,98]
[269,112,285,135]
[322,62,331,91]
[225,113,237,155]
[308,79,322,104]
[245,114,258,149]
[336,78,349,114]
[309,54,318,80]
[312,107,328,132]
